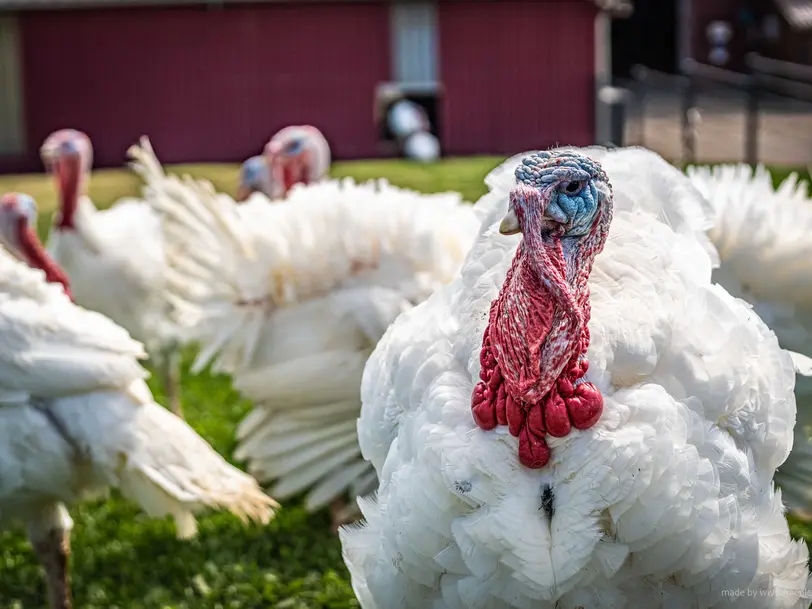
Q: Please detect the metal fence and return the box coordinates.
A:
[624,54,812,169]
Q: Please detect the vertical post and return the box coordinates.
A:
[677,0,693,68]
[631,65,647,147]
[745,54,760,167]
[593,10,612,145]
[681,74,697,166]
[0,15,25,157]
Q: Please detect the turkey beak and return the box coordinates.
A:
[499,207,521,235]
[235,184,251,202]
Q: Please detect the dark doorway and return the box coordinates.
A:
[612,0,678,78]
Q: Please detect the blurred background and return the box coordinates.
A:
[0,0,811,175]
[615,0,812,166]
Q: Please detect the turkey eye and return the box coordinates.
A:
[563,181,582,194]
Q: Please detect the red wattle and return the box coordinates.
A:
[495,383,508,426]
[558,378,575,397]
[526,403,546,436]
[567,382,603,430]
[506,395,524,437]
[544,393,572,438]
[471,382,497,430]
[519,426,550,468]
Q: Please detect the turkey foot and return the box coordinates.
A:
[32,527,72,609]
[329,497,362,533]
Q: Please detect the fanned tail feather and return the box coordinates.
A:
[133,155,480,514]
[687,163,812,516]
[789,351,812,377]
[233,348,375,511]
[128,140,263,373]
[127,136,167,187]
[117,401,279,538]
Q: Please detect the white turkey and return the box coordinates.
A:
[39,129,185,417]
[687,163,812,520]
[235,155,276,202]
[403,131,441,163]
[0,191,278,609]
[340,148,812,608]
[263,125,331,199]
[386,99,440,162]
[387,99,430,141]
[206,126,329,204]
[136,159,480,529]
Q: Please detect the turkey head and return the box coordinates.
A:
[264,125,328,197]
[0,192,72,298]
[236,155,274,202]
[471,150,614,469]
[40,129,93,230]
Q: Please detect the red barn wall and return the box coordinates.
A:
[14,2,389,170]
[439,0,597,155]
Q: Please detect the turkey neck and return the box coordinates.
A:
[17,218,73,299]
[493,225,585,407]
[55,160,81,231]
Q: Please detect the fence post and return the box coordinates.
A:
[745,53,760,167]
[631,65,647,147]
[680,73,697,166]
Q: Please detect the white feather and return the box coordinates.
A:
[687,163,812,515]
[0,244,278,548]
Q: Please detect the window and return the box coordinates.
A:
[390,1,438,86]
[378,2,441,148]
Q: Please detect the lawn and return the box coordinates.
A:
[0,156,811,609]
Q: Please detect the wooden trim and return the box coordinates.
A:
[0,0,634,13]
[0,14,24,156]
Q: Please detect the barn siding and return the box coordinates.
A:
[15,2,389,170]
[439,0,597,155]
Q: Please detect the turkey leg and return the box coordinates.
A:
[329,496,362,532]
[160,344,183,419]
[28,504,74,609]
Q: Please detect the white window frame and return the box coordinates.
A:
[390,1,439,88]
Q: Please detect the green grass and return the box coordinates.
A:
[0,157,505,239]
[0,156,810,608]
[1,359,357,609]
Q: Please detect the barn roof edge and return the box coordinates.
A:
[0,0,633,16]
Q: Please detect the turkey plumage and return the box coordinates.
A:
[687,163,812,519]
[340,148,812,609]
[0,192,278,609]
[133,152,480,528]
